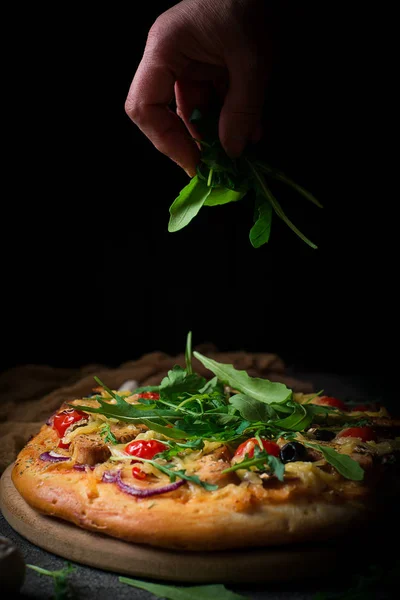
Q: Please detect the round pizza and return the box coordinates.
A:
[11,339,400,551]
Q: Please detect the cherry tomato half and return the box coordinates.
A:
[313,396,347,411]
[53,409,87,438]
[132,465,147,480]
[137,392,160,400]
[234,438,280,459]
[57,440,71,449]
[125,439,167,459]
[337,427,376,442]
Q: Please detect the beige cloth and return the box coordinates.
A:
[0,344,313,474]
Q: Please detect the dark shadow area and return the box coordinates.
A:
[2,3,397,389]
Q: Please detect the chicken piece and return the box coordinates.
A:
[110,422,146,444]
[70,434,111,466]
[191,445,237,487]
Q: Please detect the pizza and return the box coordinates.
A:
[11,341,400,551]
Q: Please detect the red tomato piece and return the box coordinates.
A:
[234,438,280,459]
[337,427,377,442]
[57,440,71,449]
[314,396,347,411]
[132,465,147,480]
[138,392,160,400]
[125,439,167,459]
[53,409,87,438]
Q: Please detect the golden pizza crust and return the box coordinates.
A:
[11,425,373,551]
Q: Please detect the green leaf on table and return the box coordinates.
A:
[119,577,250,600]
[168,176,211,232]
[193,351,291,404]
[27,562,75,600]
[249,194,272,247]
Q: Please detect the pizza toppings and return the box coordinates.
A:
[70,434,111,466]
[53,409,87,438]
[312,396,347,411]
[131,466,147,480]
[43,333,398,498]
[125,439,168,460]
[39,451,70,463]
[102,469,186,497]
[234,438,280,459]
[337,427,377,442]
[279,442,308,463]
[313,429,336,442]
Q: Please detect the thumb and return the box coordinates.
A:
[219,52,268,158]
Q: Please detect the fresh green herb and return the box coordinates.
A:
[132,455,218,491]
[223,446,285,481]
[98,422,118,445]
[305,443,364,481]
[159,438,205,460]
[185,330,193,375]
[27,563,75,600]
[119,577,250,599]
[73,334,366,483]
[194,351,291,404]
[168,109,321,248]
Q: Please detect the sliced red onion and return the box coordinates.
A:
[102,470,185,497]
[46,413,56,426]
[39,451,70,463]
[73,464,95,471]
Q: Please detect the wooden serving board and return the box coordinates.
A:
[0,464,362,583]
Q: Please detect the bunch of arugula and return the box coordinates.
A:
[168,109,322,249]
[72,332,364,484]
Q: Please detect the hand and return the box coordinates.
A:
[125,0,271,176]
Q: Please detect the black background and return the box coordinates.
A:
[2,3,397,380]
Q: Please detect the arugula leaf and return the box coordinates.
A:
[305,443,364,481]
[273,402,313,431]
[119,578,249,600]
[223,447,285,481]
[160,439,204,459]
[229,394,273,422]
[194,351,291,404]
[159,366,206,398]
[249,194,272,248]
[27,563,75,600]
[139,419,189,440]
[168,109,321,248]
[168,176,211,232]
[133,456,217,491]
[254,161,323,208]
[185,330,193,375]
[71,397,181,424]
[205,187,245,206]
[99,422,118,445]
[246,160,318,249]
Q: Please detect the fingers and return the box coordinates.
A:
[175,64,227,139]
[219,51,269,158]
[125,48,199,177]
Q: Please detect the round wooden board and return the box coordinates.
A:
[0,464,351,583]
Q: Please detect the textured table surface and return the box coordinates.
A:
[1,369,398,600]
